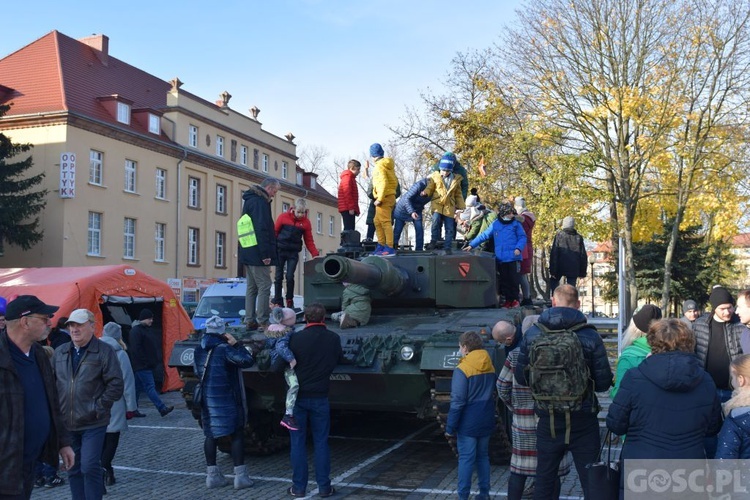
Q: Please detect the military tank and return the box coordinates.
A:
[168,234,519,463]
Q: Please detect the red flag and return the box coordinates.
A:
[478,156,486,178]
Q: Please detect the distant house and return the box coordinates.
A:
[730,233,750,290]
[579,241,619,318]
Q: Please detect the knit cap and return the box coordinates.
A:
[369,143,384,158]
[632,304,662,333]
[682,299,698,312]
[563,216,575,230]
[103,322,122,340]
[439,152,455,171]
[465,195,478,208]
[139,309,154,321]
[205,315,226,334]
[270,307,296,327]
[709,286,734,309]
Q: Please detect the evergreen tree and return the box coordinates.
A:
[0,104,47,256]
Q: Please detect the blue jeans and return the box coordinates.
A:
[135,369,167,412]
[69,425,107,500]
[431,213,456,248]
[393,217,424,250]
[289,397,332,494]
[457,434,490,500]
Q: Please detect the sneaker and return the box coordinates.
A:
[159,406,174,417]
[319,486,337,498]
[508,300,520,308]
[45,474,66,488]
[378,246,396,256]
[132,409,147,418]
[520,298,534,307]
[339,313,359,329]
[280,414,299,431]
[245,320,259,330]
[331,312,343,322]
[373,244,383,254]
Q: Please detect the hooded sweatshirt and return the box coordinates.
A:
[446,349,496,437]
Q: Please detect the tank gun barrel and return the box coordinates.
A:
[322,254,408,296]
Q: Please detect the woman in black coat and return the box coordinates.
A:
[194,316,255,489]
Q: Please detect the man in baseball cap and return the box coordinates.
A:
[5,295,60,321]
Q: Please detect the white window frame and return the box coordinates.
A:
[155,223,166,262]
[148,114,160,134]
[311,177,316,189]
[282,161,288,179]
[282,202,291,213]
[124,159,137,193]
[88,212,102,256]
[188,227,199,265]
[329,215,335,236]
[89,150,103,185]
[123,218,136,258]
[117,102,130,124]
[188,177,200,208]
[316,213,323,234]
[215,231,226,268]
[216,135,224,157]
[188,125,198,148]
[262,154,269,173]
[216,185,227,214]
[240,145,248,166]
[155,168,166,199]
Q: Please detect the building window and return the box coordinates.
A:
[155,223,166,262]
[215,231,226,268]
[123,218,136,258]
[282,202,291,213]
[188,227,200,265]
[316,213,322,234]
[88,212,102,256]
[189,125,198,148]
[89,150,103,185]
[216,135,224,157]
[311,177,316,189]
[188,177,200,208]
[296,172,303,185]
[216,184,227,214]
[262,154,269,173]
[329,216,335,236]
[116,102,130,124]
[240,145,248,166]
[124,160,137,193]
[594,286,602,297]
[253,149,259,169]
[282,161,288,179]
[579,287,588,297]
[148,114,160,134]
[155,168,166,199]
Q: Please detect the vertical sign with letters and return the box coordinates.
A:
[60,152,76,198]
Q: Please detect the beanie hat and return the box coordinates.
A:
[709,286,734,309]
[280,308,296,326]
[465,195,478,208]
[682,299,698,312]
[103,322,122,340]
[632,304,662,333]
[439,152,455,171]
[139,309,154,321]
[497,202,514,218]
[563,216,575,230]
[369,143,384,158]
[270,307,285,325]
[514,196,526,211]
[205,315,226,334]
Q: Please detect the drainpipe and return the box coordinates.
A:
[175,147,188,281]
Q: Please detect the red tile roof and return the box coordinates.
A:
[732,233,750,248]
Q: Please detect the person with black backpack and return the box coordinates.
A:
[514,284,612,500]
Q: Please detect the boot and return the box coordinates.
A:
[286,298,295,308]
[206,465,228,488]
[340,313,359,329]
[331,312,343,322]
[233,465,254,489]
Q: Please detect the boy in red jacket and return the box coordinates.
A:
[337,160,361,231]
[273,199,319,308]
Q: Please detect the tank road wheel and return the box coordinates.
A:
[430,374,511,465]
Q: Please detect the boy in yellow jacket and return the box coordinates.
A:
[423,153,465,253]
[369,143,398,255]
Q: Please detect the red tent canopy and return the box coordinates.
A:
[0,265,193,391]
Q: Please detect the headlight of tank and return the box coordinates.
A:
[400,345,415,361]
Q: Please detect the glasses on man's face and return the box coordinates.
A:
[25,314,50,322]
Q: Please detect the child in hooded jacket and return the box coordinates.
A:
[716,354,750,459]
[264,307,300,431]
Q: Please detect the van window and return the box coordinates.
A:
[194,296,246,319]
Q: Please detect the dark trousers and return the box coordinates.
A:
[101,432,120,473]
[340,211,355,231]
[366,223,376,241]
[533,412,600,500]
[69,425,107,500]
[497,261,520,301]
[274,252,300,303]
[508,473,561,500]
[550,276,577,292]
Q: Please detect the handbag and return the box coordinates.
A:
[585,430,621,500]
[193,348,214,407]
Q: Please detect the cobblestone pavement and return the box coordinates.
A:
[32,391,586,499]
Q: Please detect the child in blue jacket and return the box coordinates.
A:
[464,202,526,307]
[717,354,750,459]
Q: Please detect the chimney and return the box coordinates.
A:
[79,34,109,66]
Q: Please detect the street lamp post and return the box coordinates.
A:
[591,259,595,316]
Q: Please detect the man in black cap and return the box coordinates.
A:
[129,309,173,417]
[693,285,744,457]
[680,299,702,326]
[0,296,74,499]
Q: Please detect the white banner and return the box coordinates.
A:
[59,152,76,198]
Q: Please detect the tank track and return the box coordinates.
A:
[431,373,511,465]
[178,370,289,455]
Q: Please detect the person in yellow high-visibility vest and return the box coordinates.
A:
[238,178,280,330]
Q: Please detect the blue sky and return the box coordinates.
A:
[2,0,521,164]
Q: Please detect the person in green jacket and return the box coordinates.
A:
[331,283,371,329]
[611,304,662,398]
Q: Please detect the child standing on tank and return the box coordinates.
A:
[264,307,301,431]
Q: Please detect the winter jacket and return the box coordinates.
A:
[446,349,496,437]
[693,314,744,369]
[611,336,651,399]
[128,321,160,372]
[424,170,465,217]
[341,284,372,325]
[0,331,71,496]
[515,307,612,415]
[549,228,587,278]
[274,207,319,257]
[48,328,71,349]
[393,178,431,221]
[606,351,721,459]
[289,324,342,398]
[100,336,137,433]
[194,332,255,438]
[716,390,750,459]
[469,218,526,263]
[465,211,496,244]
[53,336,124,432]
[239,185,278,267]
[338,169,360,214]
[430,160,469,199]
[518,210,536,274]
[366,181,402,225]
[371,157,398,203]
